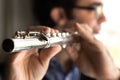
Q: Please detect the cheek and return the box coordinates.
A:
[73,10,97,29]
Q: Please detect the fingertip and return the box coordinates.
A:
[43,27,51,33]
[74,22,80,28]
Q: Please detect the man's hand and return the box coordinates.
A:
[74,22,120,79]
[4,26,62,80]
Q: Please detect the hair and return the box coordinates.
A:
[33,0,78,27]
[61,0,77,19]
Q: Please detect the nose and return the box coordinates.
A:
[98,12,107,23]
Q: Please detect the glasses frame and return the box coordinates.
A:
[73,5,103,19]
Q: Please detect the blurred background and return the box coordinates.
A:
[0,0,36,62]
[0,0,120,67]
[96,0,120,68]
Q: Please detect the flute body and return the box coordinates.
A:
[2,31,78,52]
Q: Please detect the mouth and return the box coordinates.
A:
[93,25,101,34]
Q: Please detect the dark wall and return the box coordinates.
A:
[33,0,56,27]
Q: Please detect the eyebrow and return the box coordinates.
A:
[88,2,102,6]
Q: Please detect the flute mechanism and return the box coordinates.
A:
[2,31,78,52]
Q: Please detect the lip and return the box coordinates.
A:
[93,25,101,34]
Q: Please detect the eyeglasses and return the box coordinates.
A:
[74,5,103,19]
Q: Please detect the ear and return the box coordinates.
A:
[50,7,67,26]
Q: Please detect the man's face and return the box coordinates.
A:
[72,0,106,34]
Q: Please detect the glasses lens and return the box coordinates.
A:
[95,6,103,19]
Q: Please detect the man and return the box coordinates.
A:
[33,0,120,79]
[2,0,119,80]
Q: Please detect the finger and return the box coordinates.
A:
[54,29,59,33]
[50,28,55,34]
[10,48,38,63]
[81,24,93,33]
[66,45,79,62]
[75,23,93,34]
[28,26,59,34]
[28,26,47,31]
[27,26,52,33]
[74,22,95,42]
[39,45,62,61]
[42,27,51,33]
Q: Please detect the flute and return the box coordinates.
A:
[2,31,79,52]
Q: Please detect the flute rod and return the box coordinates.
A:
[2,31,77,52]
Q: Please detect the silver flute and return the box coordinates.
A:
[2,31,79,52]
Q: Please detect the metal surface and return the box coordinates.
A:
[2,31,78,52]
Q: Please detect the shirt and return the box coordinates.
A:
[43,58,95,80]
